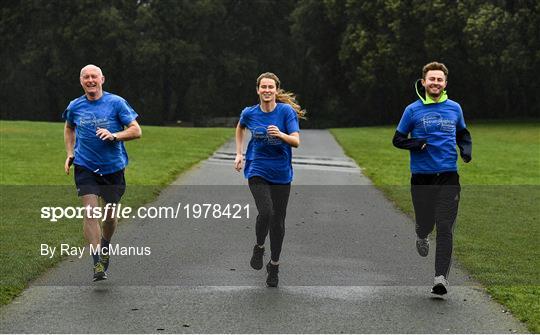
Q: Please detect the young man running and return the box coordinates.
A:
[393,61,472,295]
[63,64,141,281]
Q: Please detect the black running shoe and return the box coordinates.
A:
[266,262,279,287]
[250,245,264,270]
[93,262,107,282]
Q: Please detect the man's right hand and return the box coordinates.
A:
[65,156,74,175]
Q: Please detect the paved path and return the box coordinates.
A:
[0,130,526,333]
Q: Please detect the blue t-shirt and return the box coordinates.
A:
[239,103,300,184]
[62,92,138,175]
[397,99,466,174]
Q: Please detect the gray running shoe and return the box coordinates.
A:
[93,262,107,282]
[101,253,110,272]
[266,262,279,287]
[416,237,429,257]
[431,275,448,295]
[250,245,264,270]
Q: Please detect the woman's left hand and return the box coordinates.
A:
[267,125,282,139]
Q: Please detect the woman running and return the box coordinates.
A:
[234,72,305,287]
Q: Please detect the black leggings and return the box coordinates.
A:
[411,172,460,278]
[248,176,291,262]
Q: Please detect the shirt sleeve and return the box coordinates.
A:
[62,102,75,126]
[456,104,466,131]
[285,106,300,134]
[396,106,413,135]
[116,98,138,126]
[239,108,249,127]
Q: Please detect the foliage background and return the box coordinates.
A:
[1,0,539,127]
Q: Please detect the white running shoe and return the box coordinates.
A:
[431,275,448,295]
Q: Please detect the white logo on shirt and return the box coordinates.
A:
[421,113,455,133]
[252,126,281,145]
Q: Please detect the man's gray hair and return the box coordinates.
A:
[80,64,103,77]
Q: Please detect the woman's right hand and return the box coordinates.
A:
[234,154,244,172]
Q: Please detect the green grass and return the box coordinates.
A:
[331,121,540,333]
[0,120,233,305]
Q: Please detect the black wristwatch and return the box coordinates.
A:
[112,134,118,142]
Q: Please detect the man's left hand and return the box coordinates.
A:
[96,128,115,141]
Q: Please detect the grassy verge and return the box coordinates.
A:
[330,121,540,333]
[0,120,233,305]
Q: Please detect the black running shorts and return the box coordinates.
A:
[74,164,126,204]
